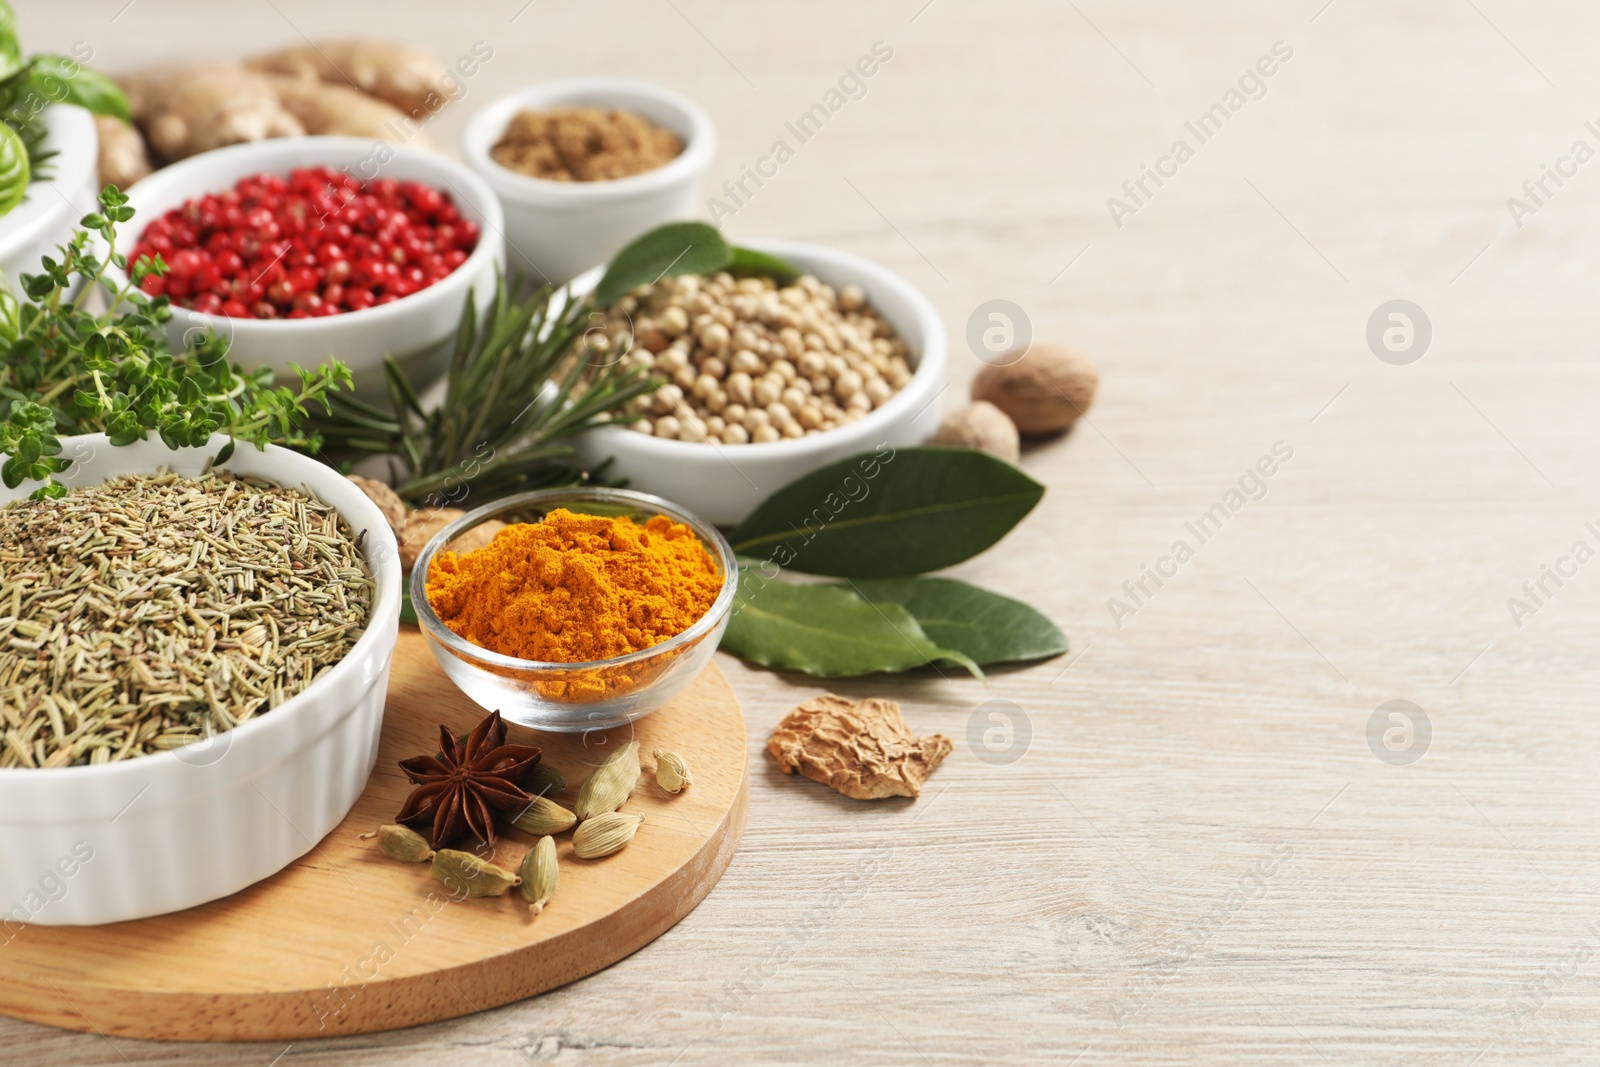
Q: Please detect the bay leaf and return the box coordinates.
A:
[849,577,1067,666]
[728,447,1045,578]
[728,245,799,285]
[593,221,729,307]
[27,57,131,122]
[722,565,981,678]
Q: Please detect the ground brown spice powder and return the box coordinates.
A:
[490,106,684,181]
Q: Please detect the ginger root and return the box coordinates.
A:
[119,63,304,164]
[247,40,452,120]
[262,74,433,148]
[94,114,152,190]
[398,508,506,572]
[768,694,952,800]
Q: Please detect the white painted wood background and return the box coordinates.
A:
[9,0,1600,1062]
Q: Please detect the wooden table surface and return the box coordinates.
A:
[11,1,1600,1063]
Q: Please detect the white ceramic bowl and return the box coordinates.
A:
[462,78,716,284]
[570,241,946,526]
[0,434,401,926]
[106,137,505,398]
[0,105,98,291]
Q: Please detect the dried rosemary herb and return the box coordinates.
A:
[0,471,373,768]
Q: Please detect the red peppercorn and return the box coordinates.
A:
[131,168,475,317]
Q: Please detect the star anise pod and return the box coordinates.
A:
[396,711,541,848]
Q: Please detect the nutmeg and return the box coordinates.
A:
[347,475,407,535]
[971,344,1099,436]
[932,400,1021,463]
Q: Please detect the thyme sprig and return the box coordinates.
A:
[0,185,350,497]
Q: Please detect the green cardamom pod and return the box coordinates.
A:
[574,740,641,819]
[572,811,643,859]
[361,824,434,863]
[431,848,521,897]
[524,762,568,798]
[653,749,692,794]
[519,835,559,913]
[512,795,577,836]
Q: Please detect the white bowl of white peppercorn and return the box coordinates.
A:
[570,241,946,526]
[0,434,401,926]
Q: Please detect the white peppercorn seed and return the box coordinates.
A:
[753,377,782,407]
[660,305,689,336]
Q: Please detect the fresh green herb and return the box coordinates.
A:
[723,564,981,679]
[0,186,350,497]
[849,577,1067,666]
[311,275,660,506]
[594,221,731,307]
[728,447,1046,578]
[592,220,801,307]
[727,245,800,285]
[0,120,25,216]
[719,448,1064,678]
[0,1,130,205]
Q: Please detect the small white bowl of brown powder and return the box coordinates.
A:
[463,78,716,283]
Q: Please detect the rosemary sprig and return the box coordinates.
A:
[311,276,660,506]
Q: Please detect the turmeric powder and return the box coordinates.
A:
[425,508,721,664]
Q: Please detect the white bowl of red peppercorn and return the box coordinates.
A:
[106,137,505,395]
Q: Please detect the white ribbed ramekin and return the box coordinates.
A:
[0,434,401,925]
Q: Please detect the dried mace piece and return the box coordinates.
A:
[653,749,692,794]
[361,824,435,863]
[573,812,643,859]
[574,741,641,819]
[512,796,577,836]
[520,836,558,914]
[431,849,521,898]
[397,711,541,848]
[768,694,952,800]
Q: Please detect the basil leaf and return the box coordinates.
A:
[728,245,800,285]
[722,565,981,678]
[0,122,30,217]
[594,221,729,307]
[27,56,131,121]
[729,447,1046,578]
[850,577,1066,666]
[0,3,20,83]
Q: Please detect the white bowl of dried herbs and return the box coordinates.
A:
[0,434,402,926]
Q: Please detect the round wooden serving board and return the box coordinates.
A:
[0,630,750,1041]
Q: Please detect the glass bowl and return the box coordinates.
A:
[410,487,738,732]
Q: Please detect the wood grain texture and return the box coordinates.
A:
[9,0,1600,1063]
[0,631,749,1040]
